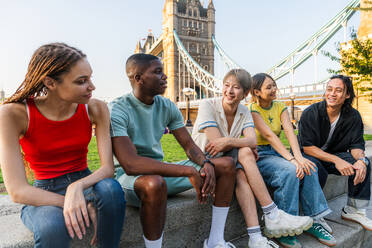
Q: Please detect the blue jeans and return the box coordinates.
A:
[21,169,126,248]
[256,145,331,218]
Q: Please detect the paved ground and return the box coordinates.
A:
[365,140,372,158]
[365,126,372,134]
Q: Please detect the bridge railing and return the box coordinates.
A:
[277,82,326,98]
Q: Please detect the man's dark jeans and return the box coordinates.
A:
[303,152,371,208]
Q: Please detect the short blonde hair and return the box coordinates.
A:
[223,69,252,93]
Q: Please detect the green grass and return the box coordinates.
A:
[280,131,290,148]
[86,135,188,170]
[87,137,100,172]
[161,134,187,162]
[0,133,371,184]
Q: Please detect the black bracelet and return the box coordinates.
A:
[202,158,215,168]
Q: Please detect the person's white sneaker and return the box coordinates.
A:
[315,218,333,234]
[341,205,372,231]
[203,239,236,248]
[248,236,279,248]
[264,209,313,238]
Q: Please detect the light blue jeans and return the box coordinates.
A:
[21,169,126,248]
[256,145,331,218]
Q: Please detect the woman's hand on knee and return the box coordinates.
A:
[295,156,317,175]
[63,181,89,240]
[291,159,304,179]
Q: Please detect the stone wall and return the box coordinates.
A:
[357,96,372,133]
[358,0,372,38]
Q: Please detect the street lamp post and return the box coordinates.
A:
[182,87,195,127]
[290,93,296,122]
[0,89,4,103]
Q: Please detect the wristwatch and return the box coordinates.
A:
[202,158,215,168]
[358,157,370,166]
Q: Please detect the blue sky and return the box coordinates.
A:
[0,0,359,101]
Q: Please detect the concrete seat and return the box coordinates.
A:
[0,174,351,248]
[0,145,371,247]
[0,189,247,248]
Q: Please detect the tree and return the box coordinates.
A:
[340,35,372,106]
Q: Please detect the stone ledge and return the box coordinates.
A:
[231,193,372,247]
[0,189,247,248]
[120,189,246,248]
[0,173,349,248]
[0,214,33,248]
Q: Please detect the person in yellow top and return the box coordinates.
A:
[250,73,335,248]
[250,101,287,146]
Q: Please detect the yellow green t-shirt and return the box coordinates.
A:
[249,101,287,145]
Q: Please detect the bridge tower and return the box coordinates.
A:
[136,0,216,102]
[162,0,215,102]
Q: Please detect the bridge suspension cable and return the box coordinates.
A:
[212,35,242,70]
[267,0,360,82]
[173,30,222,94]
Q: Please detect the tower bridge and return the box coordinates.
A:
[134,0,371,129]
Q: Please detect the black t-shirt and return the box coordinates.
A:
[298,101,365,154]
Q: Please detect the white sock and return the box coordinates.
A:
[207,205,229,247]
[247,226,263,244]
[143,233,163,248]
[262,202,279,220]
[313,216,321,222]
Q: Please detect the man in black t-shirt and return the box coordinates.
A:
[298,75,372,231]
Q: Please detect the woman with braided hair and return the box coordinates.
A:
[0,43,126,247]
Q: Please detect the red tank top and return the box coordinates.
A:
[20,98,92,180]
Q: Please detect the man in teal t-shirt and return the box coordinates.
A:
[109,54,235,248]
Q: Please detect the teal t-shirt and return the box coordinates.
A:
[109,92,184,161]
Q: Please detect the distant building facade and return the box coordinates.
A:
[135,0,216,102]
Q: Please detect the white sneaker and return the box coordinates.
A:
[315,218,333,234]
[341,205,372,231]
[203,239,236,248]
[248,236,279,248]
[264,209,313,238]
